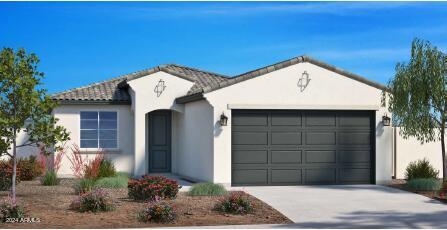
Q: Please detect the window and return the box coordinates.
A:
[80,111,117,149]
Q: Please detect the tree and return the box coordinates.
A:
[383,38,447,181]
[0,48,70,199]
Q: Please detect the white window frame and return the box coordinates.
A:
[79,110,119,151]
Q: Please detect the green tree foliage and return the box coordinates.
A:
[0,47,70,199]
[384,39,447,181]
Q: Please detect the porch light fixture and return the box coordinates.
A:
[220,112,228,126]
[382,115,391,126]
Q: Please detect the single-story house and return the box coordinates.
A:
[17,55,443,185]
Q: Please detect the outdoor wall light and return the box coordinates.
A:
[382,115,391,126]
[220,112,228,126]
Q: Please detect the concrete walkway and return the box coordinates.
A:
[236,185,447,228]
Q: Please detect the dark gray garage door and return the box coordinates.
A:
[231,110,375,185]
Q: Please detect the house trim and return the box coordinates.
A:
[227,104,381,111]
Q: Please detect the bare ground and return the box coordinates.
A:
[0,179,292,228]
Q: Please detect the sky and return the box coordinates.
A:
[1,1,447,94]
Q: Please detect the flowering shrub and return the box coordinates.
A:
[0,161,20,191]
[128,176,181,201]
[137,197,176,223]
[67,144,85,179]
[0,196,24,222]
[68,144,110,180]
[17,156,44,181]
[214,191,253,215]
[70,188,115,212]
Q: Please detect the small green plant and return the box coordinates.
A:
[214,191,253,215]
[41,169,59,186]
[137,198,176,223]
[0,197,24,222]
[405,158,439,180]
[188,182,227,196]
[128,176,181,201]
[98,159,116,178]
[95,172,128,189]
[69,188,115,212]
[406,178,443,191]
[73,178,96,194]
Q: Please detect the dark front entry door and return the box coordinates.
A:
[148,110,171,173]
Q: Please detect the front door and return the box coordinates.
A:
[148,110,172,173]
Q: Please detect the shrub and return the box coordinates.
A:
[69,188,115,212]
[73,178,96,194]
[128,176,181,201]
[41,169,59,186]
[84,153,104,180]
[95,172,128,189]
[137,198,176,223]
[188,183,227,196]
[0,197,24,222]
[98,159,116,178]
[406,178,443,191]
[17,156,44,181]
[405,158,439,180]
[215,191,253,215]
[0,161,20,191]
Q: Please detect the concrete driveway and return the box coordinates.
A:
[240,185,447,228]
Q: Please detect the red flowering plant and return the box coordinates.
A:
[0,161,20,191]
[214,191,253,215]
[128,176,181,201]
[67,144,85,179]
[83,151,104,180]
[67,144,105,180]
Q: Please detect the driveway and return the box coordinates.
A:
[240,185,447,228]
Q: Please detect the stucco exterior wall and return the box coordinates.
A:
[53,104,134,176]
[394,127,444,179]
[205,62,393,184]
[127,71,194,176]
[175,100,214,181]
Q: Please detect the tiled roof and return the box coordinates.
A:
[51,64,230,104]
[53,55,387,104]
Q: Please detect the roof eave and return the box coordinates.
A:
[175,92,205,104]
[53,99,131,105]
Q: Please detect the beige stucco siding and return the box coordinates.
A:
[205,62,393,184]
[53,104,134,176]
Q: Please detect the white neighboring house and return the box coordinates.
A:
[15,55,444,185]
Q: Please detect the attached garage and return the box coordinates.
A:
[231,110,375,185]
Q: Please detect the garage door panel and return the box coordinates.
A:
[305,168,336,184]
[339,132,371,145]
[271,132,302,145]
[339,168,371,183]
[306,150,336,163]
[340,150,371,163]
[339,115,371,127]
[232,169,268,185]
[272,151,302,163]
[305,113,336,126]
[306,132,336,145]
[271,169,302,184]
[233,132,268,145]
[233,150,268,164]
[232,110,374,186]
[271,113,302,126]
[232,113,268,126]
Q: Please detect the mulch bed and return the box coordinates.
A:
[0,179,292,228]
[388,179,447,204]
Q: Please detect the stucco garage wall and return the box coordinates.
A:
[394,127,444,179]
[175,100,214,182]
[53,104,134,176]
[205,62,393,184]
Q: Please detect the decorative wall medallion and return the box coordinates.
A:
[154,79,166,97]
[297,71,311,92]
